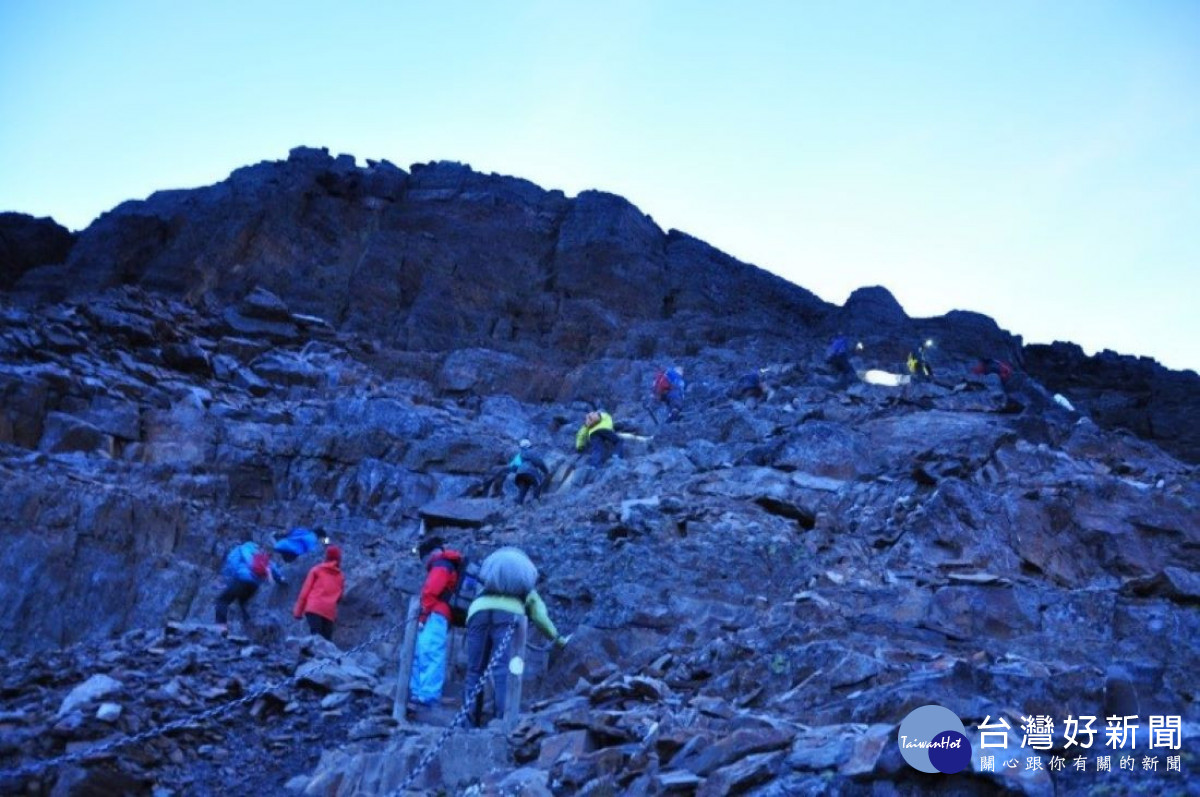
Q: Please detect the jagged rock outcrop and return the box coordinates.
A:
[1023,341,1200,464]
[9,147,827,365]
[0,212,75,289]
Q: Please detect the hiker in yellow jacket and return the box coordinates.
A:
[575,410,622,466]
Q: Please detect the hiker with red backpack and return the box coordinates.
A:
[292,545,345,642]
[214,541,283,632]
[408,537,464,709]
[971,358,1014,383]
[651,366,686,422]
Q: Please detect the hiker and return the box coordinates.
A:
[408,537,464,709]
[907,342,934,382]
[732,369,771,404]
[274,526,323,563]
[292,545,345,642]
[508,439,551,504]
[482,439,551,503]
[651,366,686,422]
[971,358,1013,383]
[462,547,569,727]
[214,541,283,632]
[825,335,857,386]
[575,410,623,466]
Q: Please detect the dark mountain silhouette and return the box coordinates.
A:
[0,147,1196,795]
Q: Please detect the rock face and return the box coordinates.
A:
[1023,341,1200,464]
[10,147,827,366]
[0,151,1197,795]
[0,212,76,289]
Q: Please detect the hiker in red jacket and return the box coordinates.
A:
[293,545,346,642]
[409,537,463,708]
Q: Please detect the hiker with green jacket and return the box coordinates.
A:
[462,547,569,726]
[574,410,622,467]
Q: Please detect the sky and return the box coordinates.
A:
[2,1,1198,372]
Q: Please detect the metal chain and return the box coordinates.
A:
[389,621,518,796]
[0,618,407,785]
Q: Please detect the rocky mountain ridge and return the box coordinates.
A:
[0,149,1197,795]
[2,146,1197,462]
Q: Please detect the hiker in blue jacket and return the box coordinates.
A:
[825,335,856,387]
[274,526,323,563]
[215,541,284,632]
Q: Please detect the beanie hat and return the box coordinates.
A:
[325,545,342,563]
[519,438,532,449]
[417,537,444,560]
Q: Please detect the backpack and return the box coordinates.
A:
[222,543,266,583]
[653,370,671,397]
[250,551,271,580]
[432,556,484,628]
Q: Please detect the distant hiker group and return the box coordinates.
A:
[408,540,569,726]
[214,526,345,642]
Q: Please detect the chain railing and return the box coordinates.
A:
[389,621,518,796]
[0,618,409,786]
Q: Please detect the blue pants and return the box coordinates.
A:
[662,390,683,420]
[587,429,623,467]
[463,609,520,725]
[409,613,449,704]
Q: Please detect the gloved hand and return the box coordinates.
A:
[554,634,572,649]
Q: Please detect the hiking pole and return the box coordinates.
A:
[642,397,660,427]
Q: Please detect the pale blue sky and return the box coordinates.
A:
[2,1,1197,371]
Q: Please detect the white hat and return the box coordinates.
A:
[519,439,532,449]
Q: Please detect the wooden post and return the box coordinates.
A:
[502,615,528,731]
[392,595,421,721]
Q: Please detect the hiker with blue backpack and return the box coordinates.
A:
[825,335,857,387]
[462,547,569,727]
[215,541,284,632]
[408,537,465,710]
